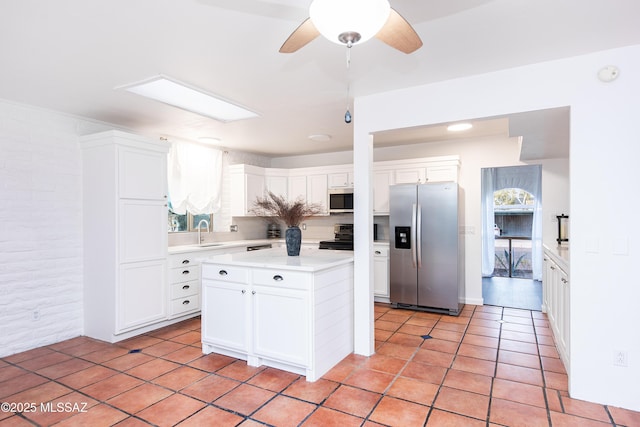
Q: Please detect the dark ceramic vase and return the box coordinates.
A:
[285,226,302,256]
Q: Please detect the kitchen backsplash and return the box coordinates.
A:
[168,213,389,246]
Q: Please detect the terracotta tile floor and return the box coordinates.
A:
[2,304,640,426]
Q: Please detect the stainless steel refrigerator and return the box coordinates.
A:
[389,182,464,315]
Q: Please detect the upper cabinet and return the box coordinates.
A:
[119,147,168,200]
[328,171,354,188]
[306,174,328,215]
[229,156,459,216]
[230,165,266,216]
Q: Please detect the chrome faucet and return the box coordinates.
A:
[197,219,210,244]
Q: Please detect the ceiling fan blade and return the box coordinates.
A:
[375,8,423,54]
[279,18,320,53]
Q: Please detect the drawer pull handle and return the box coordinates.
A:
[182,270,190,275]
[182,259,190,264]
[182,300,190,305]
[273,275,283,281]
[219,270,228,276]
[182,285,190,290]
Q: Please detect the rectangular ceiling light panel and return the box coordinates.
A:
[121,76,259,122]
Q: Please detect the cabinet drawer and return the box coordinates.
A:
[169,255,197,268]
[202,264,249,283]
[373,246,389,257]
[252,269,310,289]
[170,294,200,316]
[171,281,200,299]
[170,265,200,283]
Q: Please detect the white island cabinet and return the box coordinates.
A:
[201,248,354,381]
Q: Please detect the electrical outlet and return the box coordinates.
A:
[229,225,238,232]
[32,310,40,321]
[613,350,628,367]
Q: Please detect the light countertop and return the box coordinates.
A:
[543,243,569,271]
[168,239,321,255]
[201,247,354,272]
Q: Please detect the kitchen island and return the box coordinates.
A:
[201,248,354,381]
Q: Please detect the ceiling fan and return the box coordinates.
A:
[279,0,423,54]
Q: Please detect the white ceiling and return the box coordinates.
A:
[1,0,638,157]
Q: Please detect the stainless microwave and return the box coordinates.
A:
[328,188,354,213]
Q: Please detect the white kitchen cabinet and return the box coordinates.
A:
[373,170,393,215]
[81,130,169,342]
[202,269,250,353]
[543,246,570,371]
[119,260,167,330]
[426,164,459,182]
[119,146,167,200]
[306,174,328,214]
[167,254,201,319]
[328,171,354,188]
[201,253,354,381]
[373,243,390,302]
[252,282,309,366]
[288,175,307,202]
[394,167,425,184]
[266,175,288,199]
[230,164,266,216]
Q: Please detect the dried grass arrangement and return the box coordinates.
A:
[251,191,322,227]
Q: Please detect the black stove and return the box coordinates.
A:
[319,224,353,251]
[318,240,353,250]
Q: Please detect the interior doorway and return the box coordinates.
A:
[481,166,542,310]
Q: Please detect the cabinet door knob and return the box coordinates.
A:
[252,290,256,295]
[182,300,190,305]
[241,289,246,294]
[182,259,190,265]
[375,251,381,255]
[182,270,190,275]
[182,285,190,290]
[219,270,228,276]
[273,275,283,281]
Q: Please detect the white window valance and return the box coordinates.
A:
[167,142,223,215]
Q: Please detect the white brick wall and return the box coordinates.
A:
[0,100,101,357]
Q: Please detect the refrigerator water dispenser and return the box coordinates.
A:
[394,226,411,249]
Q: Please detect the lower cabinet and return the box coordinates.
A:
[118,260,167,332]
[543,247,570,370]
[252,285,308,366]
[201,261,353,381]
[167,256,201,319]
[373,243,390,302]
[202,278,249,353]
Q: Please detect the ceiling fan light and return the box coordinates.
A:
[310,0,390,46]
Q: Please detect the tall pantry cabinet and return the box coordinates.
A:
[81,130,169,343]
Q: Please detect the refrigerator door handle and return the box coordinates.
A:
[416,203,422,268]
[411,203,417,268]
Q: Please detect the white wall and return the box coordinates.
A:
[0,100,107,357]
[354,45,640,411]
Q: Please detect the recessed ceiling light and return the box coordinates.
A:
[447,122,473,132]
[308,134,332,142]
[118,75,259,122]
